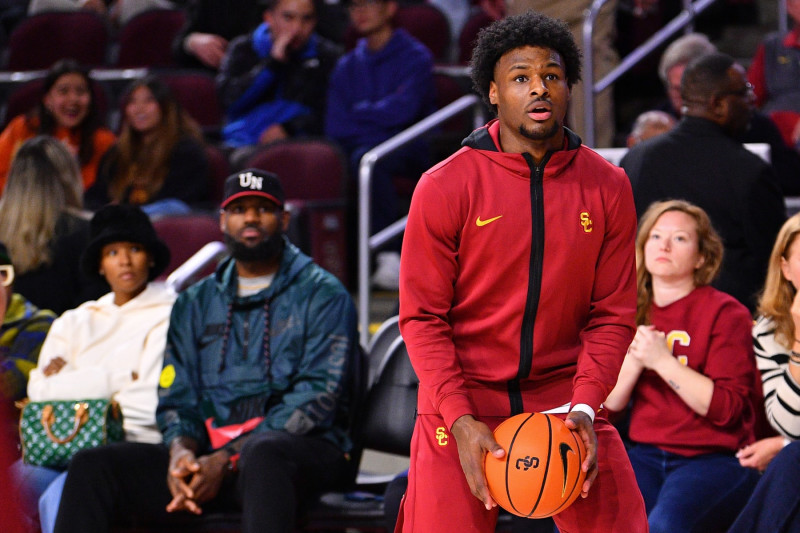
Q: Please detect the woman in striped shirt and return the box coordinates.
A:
[730,212,800,532]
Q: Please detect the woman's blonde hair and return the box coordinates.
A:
[757,213,800,349]
[107,75,202,204]
[0,136,83,273]
[635,199,724,325]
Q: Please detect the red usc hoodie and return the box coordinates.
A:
[399,120,638,429]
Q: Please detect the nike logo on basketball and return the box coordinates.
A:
[559,443,574,497]
[476,215,502,227]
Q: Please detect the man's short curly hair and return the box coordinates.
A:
[470,12,582,114]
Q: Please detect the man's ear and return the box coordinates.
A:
[281,209,291,232]
[489,80,498,106]
[219,210,226,233]
[710,93,729,121]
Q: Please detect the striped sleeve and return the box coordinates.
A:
[754,316,800,439]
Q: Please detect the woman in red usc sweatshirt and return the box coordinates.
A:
[606,199,762,533]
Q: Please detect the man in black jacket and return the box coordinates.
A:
[621,52,786,311]
[216,0,341,159]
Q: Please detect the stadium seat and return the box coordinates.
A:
[245,138,350,286]
[5,12,109,70]
[204,143,231,206]
[152,213,224,282]
[458,10,494,65]
[115,9,186,68]
[159,70,224,139]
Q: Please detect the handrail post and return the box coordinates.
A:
[357,94,482,347]
[582,0,608,148]
[358,153,377,349]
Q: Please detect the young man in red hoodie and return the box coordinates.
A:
[397,12,648,532]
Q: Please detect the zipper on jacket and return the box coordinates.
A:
[509,153,548,415]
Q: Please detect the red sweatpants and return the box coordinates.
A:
[395,414,648,533]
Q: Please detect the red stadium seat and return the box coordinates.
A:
[6,12,109,70]
[152,213,224,281]
[116,9,186,68]
[159,70,223,138]
[458,10,494,65]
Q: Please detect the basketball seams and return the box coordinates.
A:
[505,412,535,515]
[523,413,553,517]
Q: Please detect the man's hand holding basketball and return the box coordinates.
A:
[565,411,598,499]
[451,414,505,511]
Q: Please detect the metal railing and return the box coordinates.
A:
[357,93,487,347]
[582,0,719,147]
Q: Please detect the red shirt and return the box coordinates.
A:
[628,285,759,456]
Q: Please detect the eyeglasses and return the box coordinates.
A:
[717,82,754,99]
[0,265,14,287]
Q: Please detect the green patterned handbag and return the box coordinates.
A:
[18,399,124,468]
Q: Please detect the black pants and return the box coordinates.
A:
[53,431,349,533]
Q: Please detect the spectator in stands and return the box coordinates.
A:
[0,136,107,315]
[173,0,263,70]
[729,212,800,532]
[52,169,359,533]
[626,109,676,147]
[218,0,341,164]
[325,0,435,290]
[11,204,174,533]
[657,33,800,195]
[0,243,56,404]
[0,60,115,193]
[605,199,762,533]
[621,52,786,311]
[86,75,210,217]
[748,0,800,151]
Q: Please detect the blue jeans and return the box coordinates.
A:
[39,472,66,533]
[728,440,800,533]
[10,460,63,531]
[627,443,759,533]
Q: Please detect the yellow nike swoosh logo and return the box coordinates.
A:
[476,215,503,227]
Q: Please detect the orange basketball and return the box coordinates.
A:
[484,412,587,518]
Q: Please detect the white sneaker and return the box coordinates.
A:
[371,251,400,291]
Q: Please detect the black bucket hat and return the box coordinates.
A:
[80,205,171,282]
